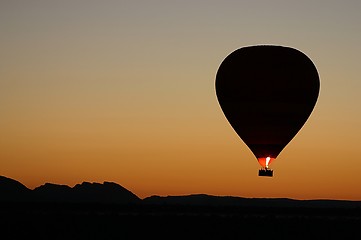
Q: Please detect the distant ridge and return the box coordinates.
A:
[143,194,361,208]
[1,175,360,208]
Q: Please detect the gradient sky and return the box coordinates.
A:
[1,1,361,200]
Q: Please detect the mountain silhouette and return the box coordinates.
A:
[1,176,140,204]
[71,181,140,204]
[1,175,361,208]
[0,176,31,202]
[1,175,361,239]
[33,183,74,202]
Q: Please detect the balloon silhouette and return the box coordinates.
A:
[215,45,320,176]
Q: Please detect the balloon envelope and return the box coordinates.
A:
[215,45,320,168]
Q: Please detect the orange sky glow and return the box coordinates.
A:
[1,1,361,200]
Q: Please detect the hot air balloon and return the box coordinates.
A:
[215,45,320,177]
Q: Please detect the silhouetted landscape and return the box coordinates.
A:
[1,175,360,239]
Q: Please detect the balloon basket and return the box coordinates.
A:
[259,169,273,177]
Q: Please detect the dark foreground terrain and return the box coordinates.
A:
[1,202,361,240]
[1,176,360,239]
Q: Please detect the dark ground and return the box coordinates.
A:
[1,202,360,240]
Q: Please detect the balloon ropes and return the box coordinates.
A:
[215,45,320,177]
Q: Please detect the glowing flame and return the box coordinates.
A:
[266,157,271,168]
[257,157,275,168]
